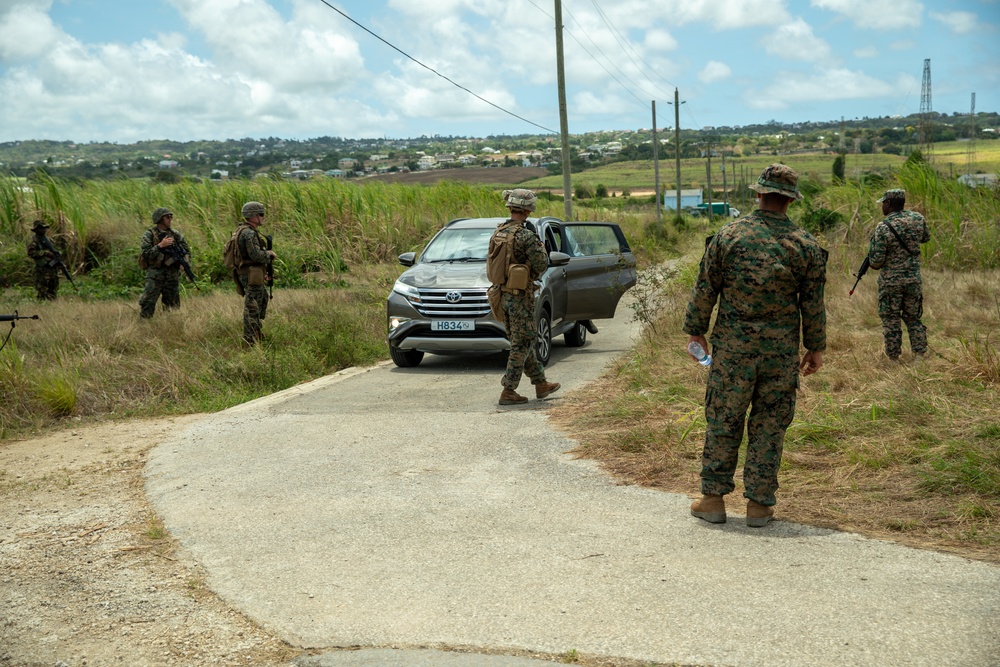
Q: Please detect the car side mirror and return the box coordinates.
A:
[548,251,570,267]
[398,252,416,267]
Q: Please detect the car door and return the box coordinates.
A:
[558,222,637,321]
[536,220,569,324]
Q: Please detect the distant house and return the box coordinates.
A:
[958,173,998,188]
[663,189,704,210]
[338,158,357,169]
[158,160,178,169]
[435,153,456,165]
[325,169,345,178]
[418,155,437,169]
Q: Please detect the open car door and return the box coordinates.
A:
[558,222,637,321]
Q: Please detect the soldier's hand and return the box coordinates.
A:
[267,250,276,260]
[158,237,175,249]
[800,350,823,376]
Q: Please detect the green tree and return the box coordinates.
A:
[832,154,845,182]
[595,183,609,198]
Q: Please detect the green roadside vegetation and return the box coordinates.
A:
[1,152,997,562]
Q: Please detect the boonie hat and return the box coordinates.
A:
[877,189,906,203]
[152,207,173,224]
[31,219,49,231]
[748,163,803,201]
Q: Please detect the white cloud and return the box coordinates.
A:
[748,68,915,109]
[642,28,678,52]
[890,39,916,51]
[930,10,978,34]
[853,46,879,58]
[699,61,732,83]
[0,1,61,60]
[766,18,833,63]
[811,0,922,29]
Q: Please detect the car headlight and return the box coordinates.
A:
[388,316,410,331]
[393,280,421,302]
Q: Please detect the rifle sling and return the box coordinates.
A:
[884,221,919,257]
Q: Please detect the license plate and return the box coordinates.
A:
[431,320,474,331]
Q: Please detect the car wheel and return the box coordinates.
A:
[535,309,552,366]
[564,321,587,347]
[390,346,424,368]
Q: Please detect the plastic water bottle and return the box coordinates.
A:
[687,341,712,366]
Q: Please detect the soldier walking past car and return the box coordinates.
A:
[139,208,191,318]
[486,188,560,405]
[26,220,59,300]
[684,164,827,527]
[233,201,276,346]
[868,189,930,362]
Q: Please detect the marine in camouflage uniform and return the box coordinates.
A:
[139,207,191,318]
[684,164,827,527]
[26,220,59,300]
[492,189,560,405]
[867,189,930,360]
[235,201,276,346]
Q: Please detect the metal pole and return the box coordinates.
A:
[721,148,728,215]
[652,100,660,226]
[705,138,713,223]
[554,0,572,219]
[674,88,681,218]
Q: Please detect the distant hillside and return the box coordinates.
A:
[363,166,547,187]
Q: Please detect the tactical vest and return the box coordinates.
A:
[486,221,530,292]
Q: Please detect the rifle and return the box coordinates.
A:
[849,256,870,296]
[264,234,274,299]
[157,231,199,290]
[37,234,77,291]
[0,311,40,354]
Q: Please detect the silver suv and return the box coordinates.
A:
[386,216,637,367]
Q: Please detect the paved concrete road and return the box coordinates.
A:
[146,314,1000,667]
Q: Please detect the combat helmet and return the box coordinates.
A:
[31,219,49,232]
[502,188,537,212]
[151,207,173,225]
[241,201,266,218]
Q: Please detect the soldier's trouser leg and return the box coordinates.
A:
[878,285,904,359]
[35,268,58,300]
[160,272,181,311]
[701,351,796,506]
[243,284,268,344]
[139,271,163,318]
[501,292,545,390]
[743,355,797,506]
[900,283,927,354]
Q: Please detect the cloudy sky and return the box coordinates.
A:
[1,0,997,143]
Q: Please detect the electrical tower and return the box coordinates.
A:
[966,92,976,176]
[919,58,933,157]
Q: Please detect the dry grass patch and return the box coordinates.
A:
[552,241,1000,564]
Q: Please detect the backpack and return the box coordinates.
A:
[486,222,530,291]
[138,227,155,269]
[223,224,249,270]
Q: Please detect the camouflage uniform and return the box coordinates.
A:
[236,224,271,345]
[868,190,930,359]
[139,220,191,319]
[683,166,827,507]
[494,219,550,390]
[26,222,59,300]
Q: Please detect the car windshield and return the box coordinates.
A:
[420,227,493,263]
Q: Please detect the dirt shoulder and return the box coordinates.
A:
[0,416,301,667]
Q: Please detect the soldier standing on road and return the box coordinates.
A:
[235,201,276,346]
[26,220,59,300]
[684,164,827,527]
[868,189,930,362]
[488,189,560,406]
[139,208,191,319]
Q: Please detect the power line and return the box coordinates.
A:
[586,0,677,96]
[315,0,558,134]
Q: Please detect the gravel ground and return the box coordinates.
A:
[0,416,303,667]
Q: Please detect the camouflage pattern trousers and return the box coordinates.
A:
[701,349,799,506]
[34,266,59,300]
[878,282,926,358]
[237,276,269,345]
[139,268,181,318]
[501,291,545,390]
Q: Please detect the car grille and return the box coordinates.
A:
[412,288,491,318]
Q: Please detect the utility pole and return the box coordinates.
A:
[672,88,683,219]
[967,92,976,176]
[721,148,728,213]
[705,138,713,223]
[919,58,933,159]
[554,0,572,219]
[652,100,661,225]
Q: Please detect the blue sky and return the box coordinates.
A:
[0,0,997,143]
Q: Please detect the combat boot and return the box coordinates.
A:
[584,320,599,334]
[499,388,528,405]
[534,381,561,399]
[746,500,774,527]
[690,494,726,524]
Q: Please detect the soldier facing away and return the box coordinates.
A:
[683,164,827,527]
[139,208,191,318]
[233,201,276,346]
[26,220,59,300]
[487,188,560,406]
[867,189,930,362]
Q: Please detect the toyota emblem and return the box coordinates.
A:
[446,290,462,303]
